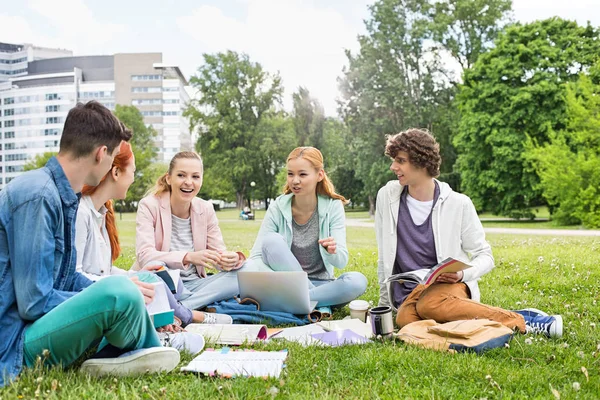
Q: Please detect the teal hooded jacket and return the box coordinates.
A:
[248,193,349,277]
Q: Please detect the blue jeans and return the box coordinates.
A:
[254,232,367,307]
[146,262,242,311]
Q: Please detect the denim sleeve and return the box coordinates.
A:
[70,272,94,292]
[11,196,76,320]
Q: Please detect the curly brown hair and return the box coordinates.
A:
[385,128,441,177]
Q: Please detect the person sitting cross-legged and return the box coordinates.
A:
[0,101,179,387]
[376,128,563,338]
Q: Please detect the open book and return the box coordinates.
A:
[153,267,180,294]
[181,349,288,378]
[185,324,280,345]
[385,257,471,286]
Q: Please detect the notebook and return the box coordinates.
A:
[186,324,280,345]
[146,282,174,328]
[181,348,288,378]
[237,271,318,314]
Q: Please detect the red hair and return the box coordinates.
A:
[82,141,134,262]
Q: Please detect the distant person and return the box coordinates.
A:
[74,141,220,352]
[376,128,563,337]
[135,151,245,314]
[246,147,367,313]
[0,101,178,387]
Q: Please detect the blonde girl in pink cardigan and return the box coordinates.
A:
[135,152,245,313]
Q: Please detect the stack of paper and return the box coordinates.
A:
[181,348,288,378]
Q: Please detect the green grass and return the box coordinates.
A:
[3,215,600,399]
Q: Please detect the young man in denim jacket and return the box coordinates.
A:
[0,101,179,387]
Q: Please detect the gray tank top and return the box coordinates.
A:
[291,208,330,280]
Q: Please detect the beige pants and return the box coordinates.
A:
[396,283,526,333]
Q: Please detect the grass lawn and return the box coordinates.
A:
[3,212,600,399]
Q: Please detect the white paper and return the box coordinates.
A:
[181,349,288,378]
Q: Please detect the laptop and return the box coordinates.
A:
[237,271,319,314]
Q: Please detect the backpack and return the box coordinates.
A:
[395,319,513,354]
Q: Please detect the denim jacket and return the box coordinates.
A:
[0,157,92,387]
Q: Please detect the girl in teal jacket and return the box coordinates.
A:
[247,147,367,309]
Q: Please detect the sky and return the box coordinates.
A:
[1,0,600,116]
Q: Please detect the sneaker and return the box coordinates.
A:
[512,308,549,318]
[524,314,563,338]
[158,332,205,355]
[202,312,233,324]
[80,347,180,377]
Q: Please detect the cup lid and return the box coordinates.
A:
[349,300,370,310]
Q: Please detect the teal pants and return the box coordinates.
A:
[23,275,161,368]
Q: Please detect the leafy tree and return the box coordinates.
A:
[527,74,600,227]
[338,0,450,214]
[185,51,284,208]
[292,87,325,149]
[23,152,56,171]
[113,105,158,207]
[455,18,600,217]
[430,0,513,74]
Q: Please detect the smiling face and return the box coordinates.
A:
[286,156,324,198]
[166,157,203,206]
[389,151,431,187]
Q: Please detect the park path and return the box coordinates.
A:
[344,219,600,237]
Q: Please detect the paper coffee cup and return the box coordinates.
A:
[349,300,370,322]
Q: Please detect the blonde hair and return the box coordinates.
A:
[147,151,203,196]
[283,147,348,205]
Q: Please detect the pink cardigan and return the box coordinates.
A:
[135,192,244,277]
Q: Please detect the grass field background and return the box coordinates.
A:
[2,209,599,399]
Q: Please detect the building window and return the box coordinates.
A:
[131,74,162,81]
[4,120,14,128]
[44,129,60,136]
[4,97,14,104]
[45,105,59,112]
[131,86,162,93]
[4,131,15,139]
[6,154,28,161]
[5,143,15,150]
[132,99,162,105]
[4,109,14,116]
[163,87,179,92]
[7,165,24,173]
[46,117,60,124]
[140,111,163,117]
[45,93,58,101]
[164,99,179,104]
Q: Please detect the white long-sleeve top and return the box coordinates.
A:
[75,195,129,281]
[376,179,495,308]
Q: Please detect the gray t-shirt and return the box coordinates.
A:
[170,214,197,281]
[291,209,330,280]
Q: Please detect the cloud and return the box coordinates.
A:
[178,0,369,115]
[26,0,127,54]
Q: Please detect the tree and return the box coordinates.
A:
[23,152,56,171]
[338,0,449,214]
[430,0,513,74]
[185,51,284,208]
[292,87,325,149]
[113,105,158,208]
[455,18,600,217]
[527,74,600,227]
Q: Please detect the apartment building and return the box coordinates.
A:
[0,43,192,188]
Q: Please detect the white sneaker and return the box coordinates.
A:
[158,332,205,354]
[202,312,233,324]
[80,347,180,377]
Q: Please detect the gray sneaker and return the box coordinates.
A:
[158,331,205,354]
[80,347,180,377]
[202,312,233,324]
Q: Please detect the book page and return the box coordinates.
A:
[271,324,326,346]
[146,282,170,315]
[318,319,373,338]
[186,324,267,345]
[423,258,471,285]
[181,349,288,378]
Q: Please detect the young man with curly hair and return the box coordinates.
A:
[375,128,563,338]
